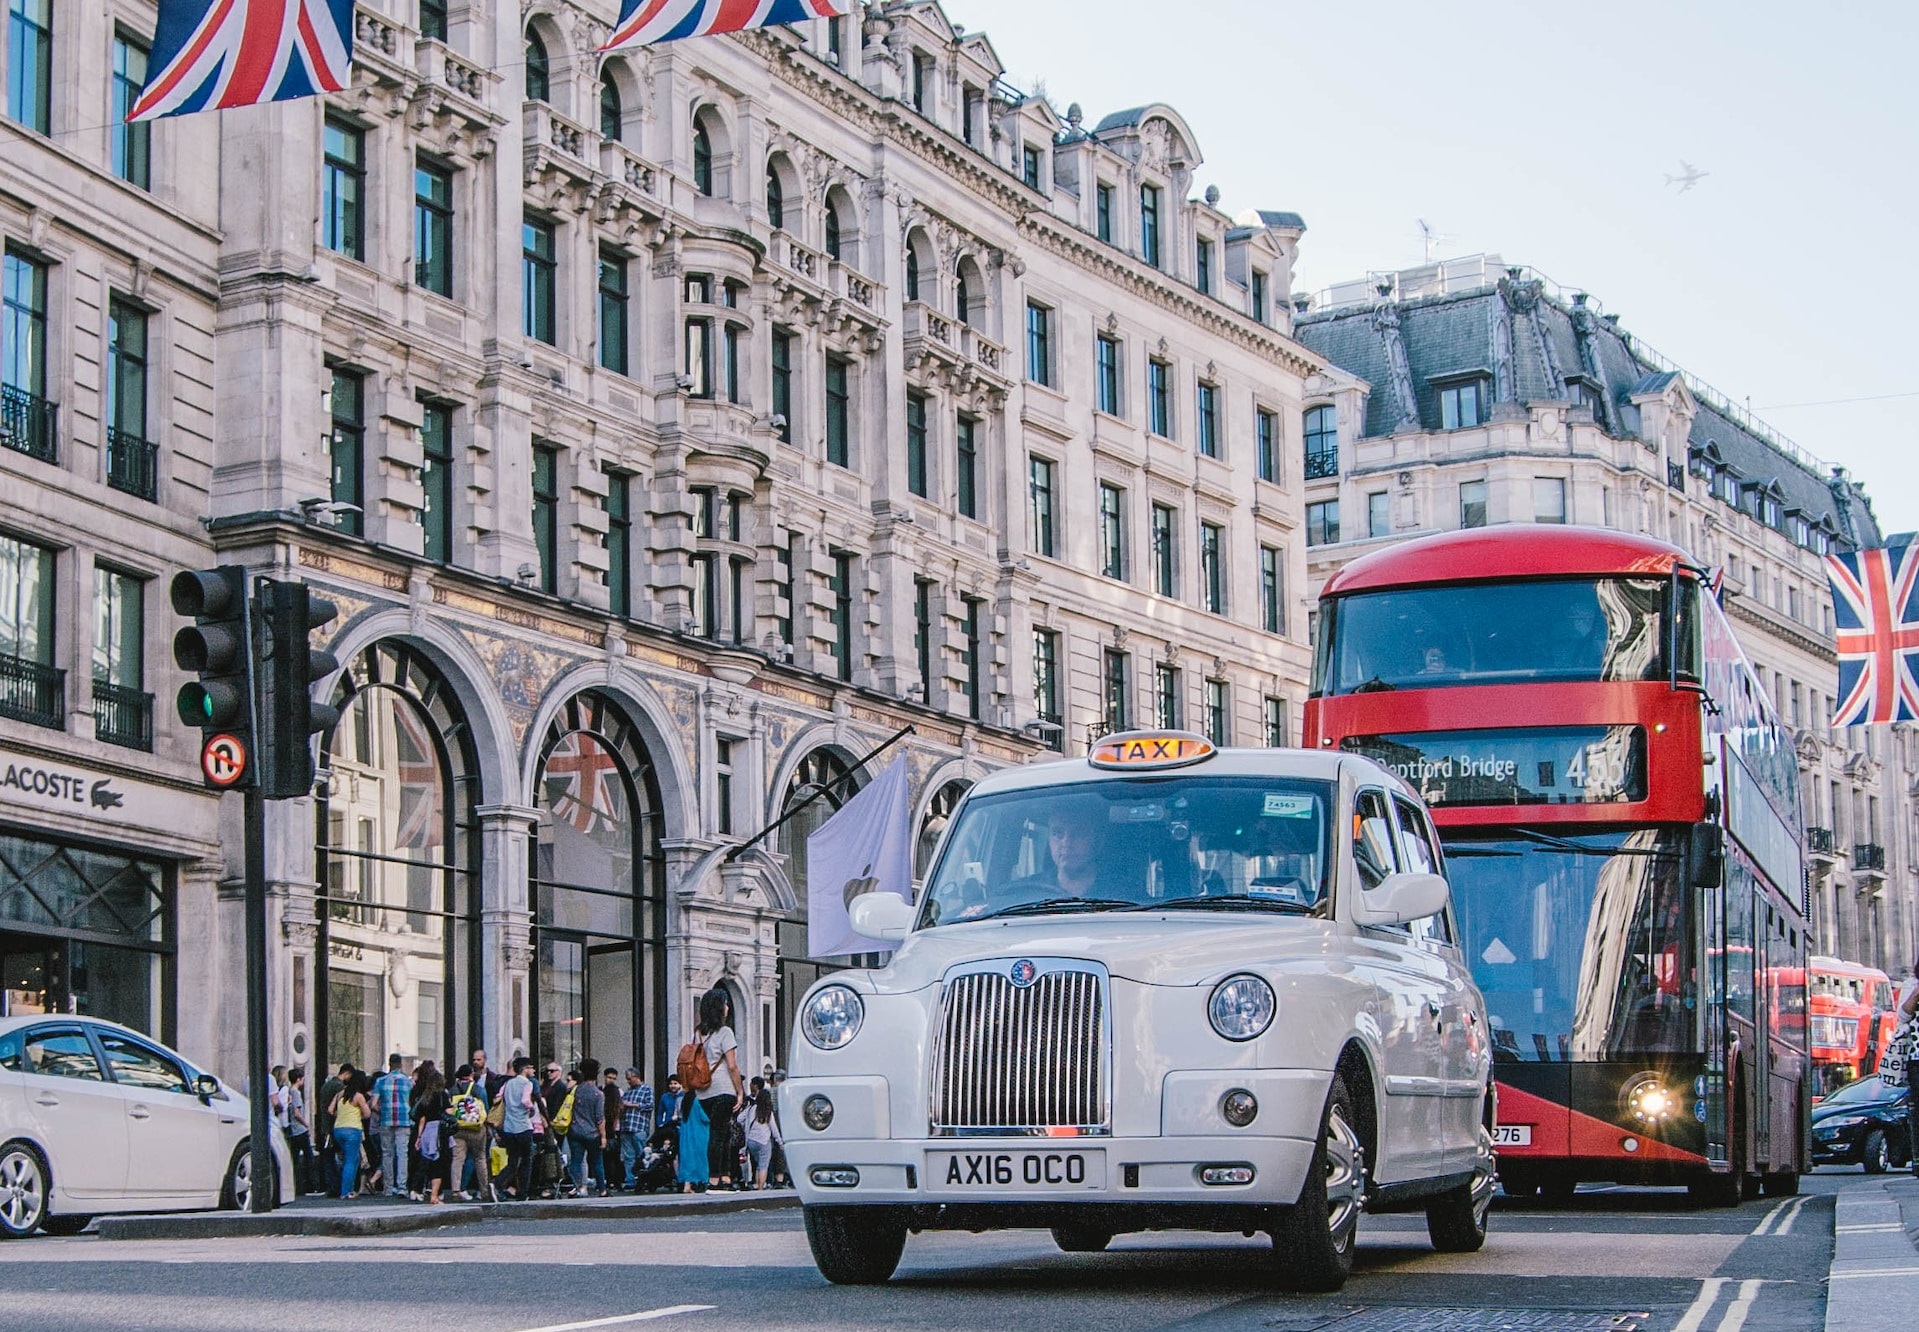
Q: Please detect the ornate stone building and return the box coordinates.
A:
[1295,255,1916,976]
[0,1,1320,1085]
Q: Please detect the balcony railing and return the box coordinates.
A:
[1304,447,1339,480]
[106,427,159,501]
[0,652,65,729]
[1806,826,1835,855]
[1853,843,1887,873]
[92,679,153,751]
[1,384,57,463]
[1667,460,1687,491]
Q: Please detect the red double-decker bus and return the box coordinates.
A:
[1305,526,1809,1203]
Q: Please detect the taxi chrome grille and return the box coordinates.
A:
[930,964,1109,1136]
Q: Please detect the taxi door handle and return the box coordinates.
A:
[34,1095,58,1107]
[129,1106,152,1120]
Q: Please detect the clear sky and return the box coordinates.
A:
[945,0,1919,536]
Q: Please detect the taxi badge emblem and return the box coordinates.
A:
[1009,959,1038,988]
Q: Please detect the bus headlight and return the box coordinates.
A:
[1208,975,1276,1042]
[1624,1073,1677,1125]
[801,985,865,1050]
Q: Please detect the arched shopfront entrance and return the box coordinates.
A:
[770,746,861,1070]
[529,691,668,1081]
[314,641,480,1074]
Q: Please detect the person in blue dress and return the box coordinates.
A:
[677,1093,710,1193]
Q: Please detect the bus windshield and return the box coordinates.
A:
[1317,577,1685,695]
[1444,828,1695,1062]
[918,776,1334,928]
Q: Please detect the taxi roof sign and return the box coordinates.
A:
[1088,730,1217,771]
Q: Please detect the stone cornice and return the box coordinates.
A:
[1726,596,1835,663]
[1017,216,1322,378]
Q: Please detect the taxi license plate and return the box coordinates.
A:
[1492,1125,1532,1147]
[929,1149,1105,1190]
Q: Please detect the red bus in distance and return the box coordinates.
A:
[1305,525,1809,1203]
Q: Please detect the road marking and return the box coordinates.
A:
[1771,1195,1810,1235]
[1750,1199,1790,1236]
[514,1307,716,1332]
[1715,1278,1763,1332]
[1671,1277,1726,1332]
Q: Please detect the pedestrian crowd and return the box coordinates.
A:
[264,988,787,1203]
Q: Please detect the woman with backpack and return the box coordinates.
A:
[687,988,745,1189]
[445,1065,492,1201]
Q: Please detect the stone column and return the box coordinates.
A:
[478,804,540,1061]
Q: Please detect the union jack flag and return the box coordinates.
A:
[543,732,624,835]
[1827,535,1919,726]
[127,0,354,123]
[604,0,852,52]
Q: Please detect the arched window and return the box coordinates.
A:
[765,164,785,230]
[904,229,933,304]
[955,260,979,328]
[917,780,971,876]
[773,747,862,1067]
[692,121,714,195]
[823,203,843,262]
[525,30,550,103]
[599,70,622,141]
[531,691,668,1079]
[316,641,479,1075]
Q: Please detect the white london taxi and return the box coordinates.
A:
[780,732,1495,1291]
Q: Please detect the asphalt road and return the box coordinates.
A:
[0,1173,1865,1332]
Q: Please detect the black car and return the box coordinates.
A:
[1812,1075,1913,1173]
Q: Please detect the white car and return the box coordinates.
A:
[781,732,1496,1291]
[0,1016,294,1235]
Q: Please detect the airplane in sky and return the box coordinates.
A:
[1665,161,1709,193]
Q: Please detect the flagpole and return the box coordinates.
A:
[722,724,915,864]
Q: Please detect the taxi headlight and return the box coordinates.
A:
[1208,974,1276,1042]
[801,984,865,1050]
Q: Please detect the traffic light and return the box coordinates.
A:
[256,578,341,799]
[171,566,255,790]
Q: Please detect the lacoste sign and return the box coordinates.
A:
[0,748,179,830]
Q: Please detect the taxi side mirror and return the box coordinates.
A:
[849,892,915,942]
[1355,871,1451,927]
[194,1073,222,1102]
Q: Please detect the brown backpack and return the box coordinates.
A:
[676,1037,712,1093]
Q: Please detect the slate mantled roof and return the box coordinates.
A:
[1092,107,1153,133]
[1296,279,1881,549]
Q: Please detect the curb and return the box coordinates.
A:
[1824,1175,1919,1332]
[93,1191,800,1241]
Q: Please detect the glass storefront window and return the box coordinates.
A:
[0,834,171,1038]
[530,692,665,1081]
[317,643,476,1076]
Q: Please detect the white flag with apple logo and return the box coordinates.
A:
[806,756,914,958]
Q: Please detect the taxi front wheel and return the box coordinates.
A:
[804,1205,908,1285]
[1271,1072,1364,1292]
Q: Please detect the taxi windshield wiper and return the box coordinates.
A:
[978,896,1139,921]
[1132,896,1317,915]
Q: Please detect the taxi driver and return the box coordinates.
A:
[1045,799,1105,897]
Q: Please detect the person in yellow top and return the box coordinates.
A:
[328,1072,374,1199]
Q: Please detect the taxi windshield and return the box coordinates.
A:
[917,775,1334,928]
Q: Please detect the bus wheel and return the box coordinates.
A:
[1760,1169,1800,1197]
[1539,1175,1577,1206]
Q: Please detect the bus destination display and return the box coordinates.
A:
[1342,726,1647,807]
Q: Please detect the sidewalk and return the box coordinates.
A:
[93,1186,798,1242]
[1825,1173,1919,1332]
